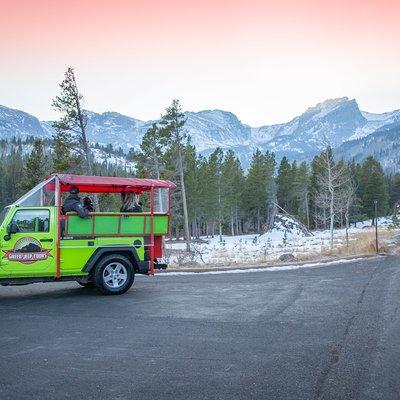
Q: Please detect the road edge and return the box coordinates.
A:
[157,253,385,274]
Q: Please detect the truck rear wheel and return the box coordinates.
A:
[93,254,135,295]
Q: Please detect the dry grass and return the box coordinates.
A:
[322,229,394,257]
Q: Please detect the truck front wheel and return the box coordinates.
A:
[93,254,135,295]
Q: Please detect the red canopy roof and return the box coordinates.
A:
[47,174,176,193]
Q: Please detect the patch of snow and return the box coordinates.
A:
[259,214,311,242]
[164,216,395,267]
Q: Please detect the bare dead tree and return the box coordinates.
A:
[314,191,330,229]
[344,183,357,248]
[314,148,351,249]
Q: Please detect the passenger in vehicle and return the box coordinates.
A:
[83,196,94,212]
[120,193,143,213]
[62,187,90,218]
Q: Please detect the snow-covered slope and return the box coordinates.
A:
[347,109,400,140]
[183,110,251,151]
[84,111,146,148]
[0,104,49,140]
[254,98,367,154]
[336,121,400,172]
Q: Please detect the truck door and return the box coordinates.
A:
[0,208,56,277]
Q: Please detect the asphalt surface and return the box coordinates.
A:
[0,256,399,400]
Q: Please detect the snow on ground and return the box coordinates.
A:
[164,215,397,268]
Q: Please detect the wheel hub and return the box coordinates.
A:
[103,262,128,289]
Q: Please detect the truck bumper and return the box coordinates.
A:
[137,261,168,274]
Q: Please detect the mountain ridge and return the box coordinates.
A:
[0,98,399,170]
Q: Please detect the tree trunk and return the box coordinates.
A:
[345,208,350,249]
[235,204,239,235]
[329,190,334,250]
[72,74,100,211]
[177,147,191,252]
[218,182,222,243]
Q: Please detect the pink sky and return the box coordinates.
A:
[1,0,400,124]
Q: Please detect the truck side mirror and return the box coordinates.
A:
[7,223,19,235]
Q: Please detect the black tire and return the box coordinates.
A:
[93,254,135,295]
[76,279,95,288]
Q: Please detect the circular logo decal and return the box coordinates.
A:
[3,237,51,264]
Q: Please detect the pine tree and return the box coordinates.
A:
[388,173,400,208]
[360,156,389,223]
[160,99,191,251]
[264,151,277,229]
[0,146,24,206]
[243,150,274,233]
[276,156,292,212]
[135,123,167,178]
[293,161,310,226]
[196,155,211,236]
[52,128,73,172]
[184,145,201,238]
[20,140,48,191]
[221,150,245,235]
[202,148,223,238]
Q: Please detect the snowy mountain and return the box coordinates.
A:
[0,105,49,140]
[183,110,251,151]
[41,108,252,153]
[85,111,146,149]
[0,98,399,169]
[249,97,400,162]
[255,98,366,147]
[336,121,400,172]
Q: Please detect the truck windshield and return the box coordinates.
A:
[0,207,9,228]
[12,177,55,207]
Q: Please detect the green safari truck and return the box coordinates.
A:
[0,174,175,295]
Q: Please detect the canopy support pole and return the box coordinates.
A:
[55,175,61,279]
[149,185,155,276]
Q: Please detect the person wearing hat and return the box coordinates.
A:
[62,187,90,218]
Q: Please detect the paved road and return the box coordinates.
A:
[0,256,399,400]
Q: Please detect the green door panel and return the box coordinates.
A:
[60,239,96,275]
[0,207,56,278]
